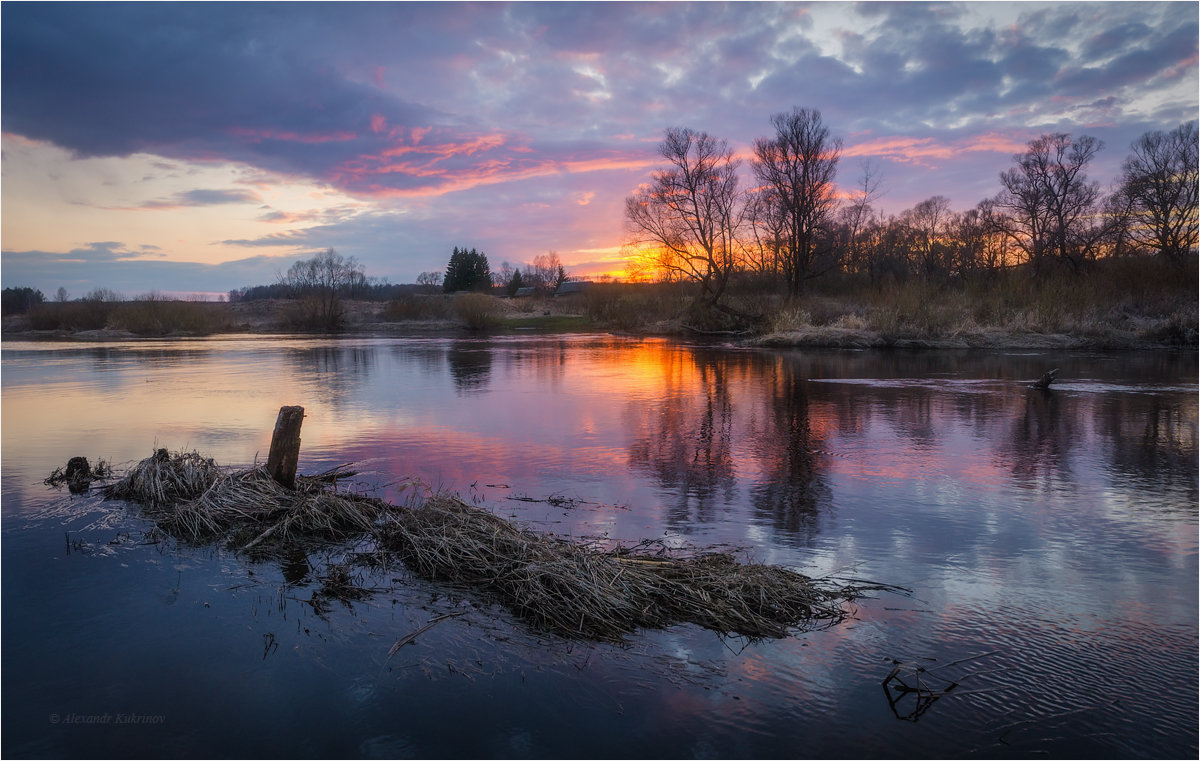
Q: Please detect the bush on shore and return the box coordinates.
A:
[453,292,505,330]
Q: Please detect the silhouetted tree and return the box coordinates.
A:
[282,247,367,330]
[751,107,842,296]
[443,247,491,293]
[415,271,443,293]
[506,268,524,296]
[994,132,1103,274]
[526,252,568,293]
[624,127,744,307]
[1,286,45,315]
[902,195,954,277]
[1113,121,1198,263]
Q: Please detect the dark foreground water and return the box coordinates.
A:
[2,335,1196,759]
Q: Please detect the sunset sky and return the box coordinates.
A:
[2,1,1197,297]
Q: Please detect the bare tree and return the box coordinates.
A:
[492,261,515,290]
[954,199,1011,274]
[745,185,786,276]
[1113,121,1198,263]
[751,107,842,297]
[282,248,366,330]
[995,133,1103,274]
[528,251,568,293]
[624,127,744,306]
[902,195,954,276]
[416,270,443,290]
[838,160,884,277]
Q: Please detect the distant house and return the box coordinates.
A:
[554,281,589,296]
[514,286,537,298]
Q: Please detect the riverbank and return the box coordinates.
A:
[3,265,1196,351]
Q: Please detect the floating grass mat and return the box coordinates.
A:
[93,448,891,642]
[379,496,865,641]
[102,448,386,547]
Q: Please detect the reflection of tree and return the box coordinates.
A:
[626,353,736,530]
[747,356,832,542]
[446,343,493,394]
[502,339,568,389]
[291,345,375,405]
[1000,389,1077,490]
[1097,394,1198,509]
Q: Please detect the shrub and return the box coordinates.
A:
[109,300,236,336]
[382,295,455,321]
[453,293,504,330]
[26,300,116,331]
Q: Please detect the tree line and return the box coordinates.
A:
[625,108,1198,309]
[435,247,569,296]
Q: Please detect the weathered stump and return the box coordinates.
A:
[266,406,305,489]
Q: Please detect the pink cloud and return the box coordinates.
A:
[844,132,1028,166]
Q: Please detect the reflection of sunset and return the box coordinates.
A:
[3,336,1196,759]
[3,337,1195,567]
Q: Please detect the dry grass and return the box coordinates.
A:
[380,495,868,640]
[453,292,506,330]
[104,449,387,545]
[94,449,883,642]
[752,258,1198,349]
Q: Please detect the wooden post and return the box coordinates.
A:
[266,406,304,488]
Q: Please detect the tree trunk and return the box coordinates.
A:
[267,406,305,488]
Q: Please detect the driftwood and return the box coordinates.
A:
[1031,368,1059,390]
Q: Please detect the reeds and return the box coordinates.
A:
[97,449,882,641]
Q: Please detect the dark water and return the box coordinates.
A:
[2,335,1196,758]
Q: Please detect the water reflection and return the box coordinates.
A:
[1,337,1196,758]
[1002,388,1075,490]
[747,355,831,542]
[445,343,493,394]
[1097,394,1199,508]
[626,352,737,529]
[287,345,376,406]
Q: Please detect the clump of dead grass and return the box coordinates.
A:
[103,449,388,546]
[380,495,864,641]
[91,449,889,642]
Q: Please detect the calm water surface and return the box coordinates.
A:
[2,335,1196,758]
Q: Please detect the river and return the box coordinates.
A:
[2,335,1196,758]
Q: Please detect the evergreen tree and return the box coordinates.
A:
[443,246,492,292]
[506,268,524,297]
[1,286,45,315]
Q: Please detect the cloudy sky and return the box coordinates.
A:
[2,2,1196,297]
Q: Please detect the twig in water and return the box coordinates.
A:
[387,611,467,659]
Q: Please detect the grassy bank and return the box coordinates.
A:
[580,257,1198,349]
[755,258,1198,349]
[4,257,1194,348]
[16,299,238,337]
